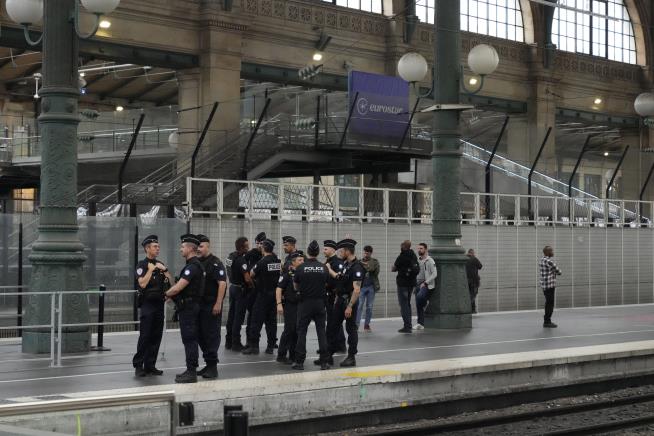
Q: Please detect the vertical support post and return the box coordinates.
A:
[485,116,510,220]
[425,0,472,329]
[528,126,552,219]
[315,95,321,148]
[191,102,219,178]
[90,284,111,351]
[17,221,23,336]
[639,161,654,218]
[131,204,139,331]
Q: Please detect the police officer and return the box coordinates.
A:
[293,241,330,370]
[323,240,346,355]
[226,237,252,352]
[164,234,206,383]
[133,235,172,377]
[275,250,304,364]
[325,239,364,367]
[196,234,227,380]
[244,239,281,354]
[244,232,266,346]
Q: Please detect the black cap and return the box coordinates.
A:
[307,240,320,256]
[289,250,304,260]
[262,239,275,252]
[141,235,158,247]
[197,234,210,243]
[323,240,337,249]
[282,236,297,244]
[181,233,200,246]
[337,239,357,251]
[255,232,267,243]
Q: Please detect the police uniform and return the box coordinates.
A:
[243,232,265,342]
[196,234,227,379]
[224,249,240,350]
[173,234,206,383]
[228,248,250,351]
[245,239,281,354]
[324,240,346,354]
[327,239,365,367]
[276,249,302,363]
[132,235,168,376]
[293,241,330,370]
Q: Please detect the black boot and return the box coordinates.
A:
[134,367,147,377]
[314,356,334,366]
[145,367,163,376]
[291,362,304,370]
[320,362,331,370]
[340,355,356,367]
[231,343,244,352]
[242,345,260,355]
[265,345,274,354]
[197,366,208,376]
[175,369,197,384]
[202,365,218,379]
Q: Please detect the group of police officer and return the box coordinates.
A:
[133,232,365,383]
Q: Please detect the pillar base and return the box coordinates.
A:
[22,330,90,354]
[423,312,472,329]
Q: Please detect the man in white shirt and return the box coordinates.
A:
[414,243,437,330]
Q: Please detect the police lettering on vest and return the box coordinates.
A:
[253,254,281,294]
[294,258,329,300]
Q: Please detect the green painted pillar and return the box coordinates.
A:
[424,0,472,329]
[22,0,90,353]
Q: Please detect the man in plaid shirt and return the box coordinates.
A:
[539,245,562,328]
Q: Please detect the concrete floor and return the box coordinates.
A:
[1,305,653,401]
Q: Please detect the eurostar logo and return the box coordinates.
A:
[357,97,369,115]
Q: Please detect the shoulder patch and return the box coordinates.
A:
[338,264,343,270]
[219,270,225,276]
[136,268,143,275]
[355,271,362,278]
[242,263,248,270]
[278,276,283,283]
[184,269,191,276]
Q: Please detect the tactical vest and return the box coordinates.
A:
[180,257,206,299]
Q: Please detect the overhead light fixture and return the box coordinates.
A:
[594,97,603,105]
[469,77,478,86]
[313,52,323,62]
[604,152,609,157]
[79,72,86,77]
[99,19,111,29]
[115,105,124,112]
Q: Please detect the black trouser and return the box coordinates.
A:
[225,284,240,347]
[543,287,555,322]
[248,291,277,348]
[468,283,479,313]
[198,300,222,365]
[325,291,346,353]
[132,300,165,369]
[328,296,358,357]
[231,285,256,346]
[295,298,328,364]
[278,300,298,360]
[178,300,200,370]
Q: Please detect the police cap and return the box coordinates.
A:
[141,235,158,247]
[289,250,304,260]
[261,239,275,252]
[282,235,297,244]
[337,238,357,251]
[197,234,210,244]
[180,233,200,246]
[255,232,267,243]
[307,240,320,256]
[323,240,337,249]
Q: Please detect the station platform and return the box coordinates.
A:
[1,305,654,435]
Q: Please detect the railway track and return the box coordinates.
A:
[368,391,654,435]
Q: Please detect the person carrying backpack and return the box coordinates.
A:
[392,240,419,333]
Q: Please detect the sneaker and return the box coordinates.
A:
[364,325,371,332]
[201,365,218,379]
[543,322,558,328]
[339,356,356,367]
[398,327,413,333]
[175,369,197,384]
[241,346,260,355]
[276,356,292,364]
[291,362,304,370]
[134,367,147,377]
[145,367,163,376]
[413,324,424,331]
[265,346,274,355]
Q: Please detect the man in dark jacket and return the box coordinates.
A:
[466,249,483,313]
[356,245,380,332]
[392,240,419,333]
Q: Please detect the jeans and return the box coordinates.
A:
[543,287,555,322]
[396,285,413,329]
[415,285,433,326]
[356,285,375,327]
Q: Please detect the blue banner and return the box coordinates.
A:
[348,71,409,139]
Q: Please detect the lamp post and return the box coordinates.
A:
[10,0,121,353]
[397,2,498,328]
